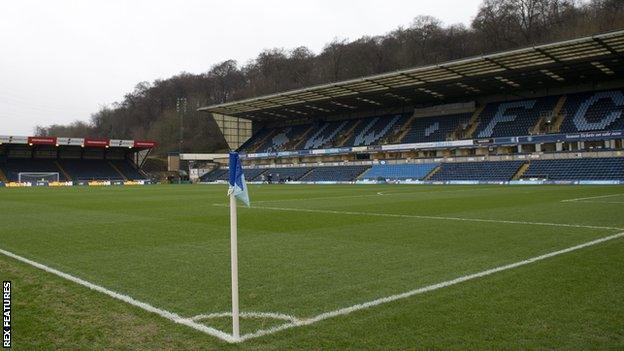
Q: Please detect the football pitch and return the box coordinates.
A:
[1,184,624,350]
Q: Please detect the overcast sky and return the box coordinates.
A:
[0,0,483,135]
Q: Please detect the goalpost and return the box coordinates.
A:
[18,172,60,184]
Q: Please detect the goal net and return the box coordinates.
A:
[18,172,60,184]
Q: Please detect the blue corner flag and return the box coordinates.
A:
[228,152,250,207]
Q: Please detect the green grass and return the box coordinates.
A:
[1,184,623,350]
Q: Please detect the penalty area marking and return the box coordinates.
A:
[2,230,624,343]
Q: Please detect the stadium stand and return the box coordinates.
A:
[243,168,268,181]
[559,90,624,133]
[522,157,624,180]
[0,136,153,184]
[199,85,624,184]
[344,115,404,146]
[474,97,559,138]
[0,158,67,182]
[109,160,146,180]
[59,159,125,181]
[199,166,317,182]
[195,157,624,183]
[360,163,439,180]
[194,32,624,185]
[242,114,408,153]
[236,89,624,158]
[399,113,470,143]
[199,168,228,182]
[237,88,624,154]
[255,124,311,153]
[259,167,313,181]
[299,165,370,182]
[430,161,524,181]
[303,120,350,150]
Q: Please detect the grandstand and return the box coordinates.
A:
[0,136,155,186]
[198,30,624,184]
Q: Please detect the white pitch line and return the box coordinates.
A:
[238,231,624,341]
[561,193,624,202]
[569,201,624,204]
[216,204,624,231]
[191,311,301,323]
[0,248,237,344]
[250,187,503,204]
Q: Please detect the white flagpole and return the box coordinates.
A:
[229,192,240,340]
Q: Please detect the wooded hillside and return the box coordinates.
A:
[36,0,624,155]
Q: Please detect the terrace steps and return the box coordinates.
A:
[298,167,316,181]
[251,129,278,153]
[109,161,128,181]
[354,166,370,180]
[337,119,363,147]
[392,114,419,143]
[530,114,548,135]
[423,165,441,180]
[54,161,72,181]
[548,96,568,133]
[138,166,149,179]
[290,125,316,150]
[128,160,149,178]
[459,105,485,139]
[512,162,530,180]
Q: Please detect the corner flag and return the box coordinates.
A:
[227,151,249,340]
[228,152,250,207]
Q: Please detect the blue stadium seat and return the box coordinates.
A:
[262,167,314,181]
[523,157,624,180]
[360,163,439,180]
[199,168,228,182]
[475,97,558,138]
[400,113,470,143]
[0,158,66,181]
[255,124,311,152]
[242,168,267,181]
[110,160,146,180]
[299,165,370,182]
[431,161,524,181]
[345,114,405,146]
[59,159,124,180]
[200,167,313,182]
[560,90,624,133]
[239,89,624,155]
[303,120,352,149]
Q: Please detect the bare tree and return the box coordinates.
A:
[36,0,624,156]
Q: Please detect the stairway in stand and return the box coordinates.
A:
[548,96,568,133]
[423,165,441,180]
[512,162,530,180]
[108,161,128,181]
[54,161,72,181]
[458,105,485,140]
[337,119,362,147]
[392,114,419,143]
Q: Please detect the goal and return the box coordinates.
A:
[18,172,60,184]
